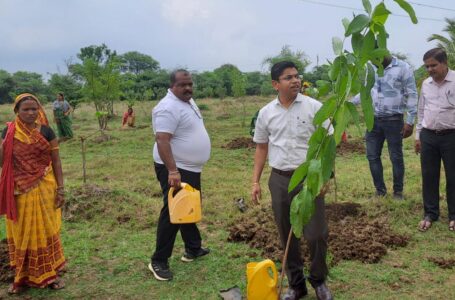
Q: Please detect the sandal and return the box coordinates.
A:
[418,217,432,232]
[49,278,65,290]
[449,220,455,232]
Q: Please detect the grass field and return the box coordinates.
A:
[0,96,454,299]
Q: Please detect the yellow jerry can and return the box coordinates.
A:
[246,259,278,300]
[168,182,202,224]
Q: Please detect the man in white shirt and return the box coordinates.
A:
[149,70,211,281]
[415,48,455,232]
[251,61,333,300]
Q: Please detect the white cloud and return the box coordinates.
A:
[161,0,212,27]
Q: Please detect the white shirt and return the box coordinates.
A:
[254,93,332,170]
[152,90,211,172]
[416,69,455,139]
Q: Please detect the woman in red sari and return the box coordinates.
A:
[0,93,66,293]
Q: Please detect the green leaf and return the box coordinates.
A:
[345,14,370,37]
[333,104,352,144]
[315,80,332,97]
[313,96,336,126]
[366,63,376,90]
[321,136,336,182]
[371,2,391,25]
[377,25,388,49]
[351,33,363,56]
[360,30,375,65]
[307,126,328,160]
[332,37,344,56]
[288,161,309,193]
[362,0,372,14]
[393,0,418,24]
[290,187,315,237]
[329,56,346,81]
[345,101,362,135]
[342,18,350,32]
[307,159,323,196]
[335,69,351,100]
[360,64,375,131]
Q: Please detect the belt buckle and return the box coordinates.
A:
[434,130,444,135]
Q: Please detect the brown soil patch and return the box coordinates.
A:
[0,239,14,283]
[228,202,409,265]
[428,257,455,269]
[337,139,365,156]
[63,184,113,221]
[222,137,255,150]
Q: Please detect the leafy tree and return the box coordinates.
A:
[0,70,14,104]
[262,45,311,74]
[213,64,241,96]
[260,81,275,96]
[119,51,160,75]
[245,71,269,96]
[427,18,455,68]
[10,71,50,102]
[302,64,331,85]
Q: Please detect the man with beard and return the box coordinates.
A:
[251,61,333,300]
[149,69,211,281]
[416,48,455,232]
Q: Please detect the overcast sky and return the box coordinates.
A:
[0,0,453,77]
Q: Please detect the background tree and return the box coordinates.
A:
[0,70,14,104]
[262,45,311,74]
[231,69,247,126]
[119,51,160,75]
[213,64,241,97]
[427,18,455,69]
[48,73,83,110]
[10,71,50,101]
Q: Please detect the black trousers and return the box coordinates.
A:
[420,129,455,221]
[151,163,202,263]
[268,171,328,289]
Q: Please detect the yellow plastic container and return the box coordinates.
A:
[246,259,278,300]
[168,182,202,224]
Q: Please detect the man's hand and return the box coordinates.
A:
[401,123,413,138]
[415,140,421,154]
[251,183,261,205]
[168,171,181,188]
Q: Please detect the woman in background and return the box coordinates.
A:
[53,93,73,141]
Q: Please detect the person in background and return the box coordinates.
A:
[149,69,211,281]
[415,48,455,232]
[0,93,66,294]
[122,106,136,128]
[251,61,333,300]
[352,54,418,199]
[53,93,73,141]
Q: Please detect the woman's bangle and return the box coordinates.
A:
[169,170,180,175]
[252,182,259,186]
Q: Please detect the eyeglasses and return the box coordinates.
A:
[279,74,301,82]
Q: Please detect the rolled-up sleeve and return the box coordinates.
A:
[403,66,418,125]
[415,91,425,140]
[253,109,268,143]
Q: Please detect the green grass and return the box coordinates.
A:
[0,97,454,299]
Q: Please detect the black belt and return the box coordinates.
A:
[424,128,455,136]
[375,114,403,121]
[272,168,295,177]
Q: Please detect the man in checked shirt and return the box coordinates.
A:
[415,48,455,232]
[352,54,418,200]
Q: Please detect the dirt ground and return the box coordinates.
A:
[428,257,455,269]
[336,139,365,156]
[228,202,409,265]
[0,239,14,283]
[222,137,255,150]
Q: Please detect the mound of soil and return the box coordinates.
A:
[0,239,14,283]
[337,139,365,156]
[428,257,455,269]
[222,137,255,150]
[228,202,409,265]
[63,185,114,222]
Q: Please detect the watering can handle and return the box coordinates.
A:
[168,183,187,199]
[264,260,278,287]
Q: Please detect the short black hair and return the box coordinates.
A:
[271,61,298,81]
[423,48,447,63]
[170,69,190,87]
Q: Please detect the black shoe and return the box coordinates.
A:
[375,190,387,197]
[314,283,333,300]
[281,286,308,300]
[393,191,404,200]
[181,247,210,262]
[148,261,173,281]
